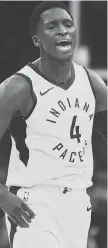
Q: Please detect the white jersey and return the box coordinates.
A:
[7,63,95,189]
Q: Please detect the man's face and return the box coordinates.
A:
[36,7,77,60]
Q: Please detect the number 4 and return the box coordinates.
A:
[70,116,81,143]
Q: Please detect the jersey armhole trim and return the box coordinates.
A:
[83,67,96,100]
[15,72,37,120]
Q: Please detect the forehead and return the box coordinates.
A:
[41,7,72,23]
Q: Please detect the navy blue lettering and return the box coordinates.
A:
[58,101,66,111]
[78,151,83,162]
[50,108,60,117]
[46,119,56,123]
[60,149,68,159]
[69,152,76,162]
[75,98,80,108]
[67,98,71,108]
[83,102,89,112]
[89,114,94,120]
[53,143,63,151]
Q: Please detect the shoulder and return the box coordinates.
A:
[86,68,107,113]
[87,69,106,91]
[2,74,31,98]
[0,73,33,117]
[0,74,32,106]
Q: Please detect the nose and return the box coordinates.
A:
[57,24,68,35]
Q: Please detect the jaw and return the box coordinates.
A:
[51,51,73,64]
[54,42,75,60]
[40,44,73,64]
[55,47,74,61]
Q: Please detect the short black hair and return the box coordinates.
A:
[29,1,73,37]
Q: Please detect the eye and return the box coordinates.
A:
[64,21,73,27]
[47,23,56,29]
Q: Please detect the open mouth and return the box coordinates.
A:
[56,41,71,46]
[55,40,72,51]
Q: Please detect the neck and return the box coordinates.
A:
[39,52,72,85]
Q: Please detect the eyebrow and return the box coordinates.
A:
[44,18,73,25]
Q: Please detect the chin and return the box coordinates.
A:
[57,53,72,62]
[47,50,73,62]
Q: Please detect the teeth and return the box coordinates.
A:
[56,41,70,46]
[56,44,71,51]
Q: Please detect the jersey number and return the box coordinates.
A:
[70,116,81,143]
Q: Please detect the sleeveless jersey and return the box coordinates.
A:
[7,63,96,189]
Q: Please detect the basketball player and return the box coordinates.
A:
[0,2,107,248]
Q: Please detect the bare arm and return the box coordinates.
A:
[0,75,35,228]
[0,75,33,140]
[88,69,107,144]
[0,131,11,248]
[88,69,107,114]
[0,130,35,229]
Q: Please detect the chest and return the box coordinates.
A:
[26,82,95,141]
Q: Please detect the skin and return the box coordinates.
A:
[0,6,107,246]
[33,8,106,112]
[33,8,77,84]
[0,130,12,248]
[0,117,34,248]
[0,7,107,139]
[0,215,10,248]
[36,8,76,59]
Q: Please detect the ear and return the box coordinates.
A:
[32,35,40,47]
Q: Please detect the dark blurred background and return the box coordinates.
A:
[0,1,107,248]
[0,1,107,81]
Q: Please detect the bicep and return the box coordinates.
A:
[95,80,107,113]
[0,76,30,140]
[88,69,107,113]
[0,84,15,139]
